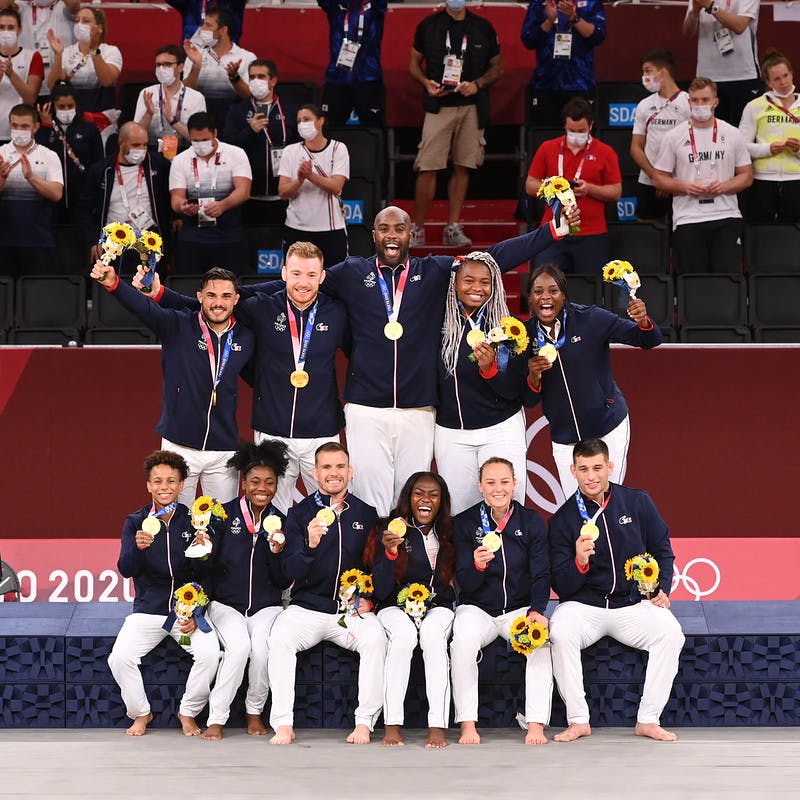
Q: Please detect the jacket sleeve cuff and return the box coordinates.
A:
[638,316,654,331]
[384,548,399,561]
[526,376,542,393]
[575,556,590,574]
[480,361,499,379]
[474,560,488,572]
[152,284,165,303]
[549,219,563,240]
[104,274,120,292]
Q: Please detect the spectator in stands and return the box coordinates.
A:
[36,80,103,224]
[278,104,349,269]
[4,0,79,93]
[739,49,800,224]
[630,49,691,223]
[169,111,252,274]
[46,5,122,113]
[223,58,296,226]
[0,6,44,143]
[524,263,661,499]
[0,102,63,277]
[520,0,606,128]
[134,45,206,156]
[408,0,503,248]
[182,6,255,134]
[80,121,171,272]
[653,77,752,273]
[525,97,621,273]
[317,0,387,127]
[548,437,684,743]
[107,449,220,737]
[166,0,246,47]
[90,265,255,505]
[682,0,762,125]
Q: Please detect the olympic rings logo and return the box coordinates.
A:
[670,558,721,601]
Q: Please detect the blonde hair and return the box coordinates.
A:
[688,76,718,96]
[286,241,324,264]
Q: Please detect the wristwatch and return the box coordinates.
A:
[94,48,101,56]
[229,73,241,83]
[706,2,720,14]
[572,14,582,25]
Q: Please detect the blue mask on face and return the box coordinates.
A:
[446,0,466,11]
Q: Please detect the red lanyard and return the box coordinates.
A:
[766,96,800,124]
[250,96,287,146]
[445,29,468,57]
[343,1,370,43]
[558,136,591,182]
[239,495,262,534]
[192,151,221,194]
[688,120,718,163]
[645,91,682,133]
[115,160,143,190]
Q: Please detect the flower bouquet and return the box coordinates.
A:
[338,568,374,627]
[98,221,136,267]
[602,259,641,300]
[131,229,163,293]
[468,315,530,371]
[624,553,660,599]
[185,495,227,558]
[537,176,580,235]
[397,583,432,629]
[172,582,210,645]
[509,615,549,656]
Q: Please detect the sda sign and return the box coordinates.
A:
[616,197,637,222]
[343,199,365,224]
[607,103,637,127]
[257,249,283,274]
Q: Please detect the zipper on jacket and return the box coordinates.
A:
[245,533,257,616]
[557,355,582,441]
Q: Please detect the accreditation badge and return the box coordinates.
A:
[554,32,573,59]
[336,40,361,70]
[441,54,463,88]
[270,146,283,174]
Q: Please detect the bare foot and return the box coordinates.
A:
[425,727,448,749]
[201,723,223,741]
[554,723,591,743]
[126,712,153,736]
[458,721,481,745]
[525,722,548,745]
[635,722,678,741]
[382,724,405,746]
[246,713,268,736]
[269,725,295,745]
[346,724,371,744]
[177,713,202,736]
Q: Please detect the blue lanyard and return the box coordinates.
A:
[536,310,567,351]
[479,503,513,536]
[150,502,177,518]
[297,303,317,370]
[575,490,610,524]
[459,301,486,332]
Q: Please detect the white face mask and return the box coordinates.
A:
[191,139,215,157]
[772,84,796,99]
[566,131,589,148]
[642,74,661,94]
[155,66,176,86]
[74,22,92,44]
[690,104,714,122]
[124,147,147,165]
[56,109,77,126]
[0,31,18,50]
[10,129,32,148]
[198,29,218,47]
[249,79,271,101]
[297,120,317,141]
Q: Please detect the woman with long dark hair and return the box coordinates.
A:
[364,471,455,748]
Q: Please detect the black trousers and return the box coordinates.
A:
[321,81,385,127]
[743,179,800,224]
[672,218,743,274]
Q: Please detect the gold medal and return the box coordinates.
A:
[384,320,404,340]
[141,517,161,536]
[263,514,282,534]
[538,344,558,363]
[387,517,407,538]
[466,328,486,348]
[290,369,310,388]
[580,523,600,542]
[482,532,502,552]
[316,507,336,527]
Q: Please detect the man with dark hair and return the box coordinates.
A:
[525,96,621,273]
[166,0,247,47]
[223,58,297,226]
[90,262,254,505]
[108,449,220,737]
[548,437,684,743]
[134,44,207,153]
[169,111,252,274]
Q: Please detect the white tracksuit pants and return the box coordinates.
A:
[434,409,527,515]
[161,438,238,507]
[450,605,553,725]
[267,605,387,730]
[550,600,685,725]
[377,605,454,728]
[344,403,435,517]
[108,612,220,720]
[254,431,341,514]
[205,602,284,725]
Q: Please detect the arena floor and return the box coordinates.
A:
[3,727,798,799]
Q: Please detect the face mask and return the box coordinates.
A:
[772,84,796,99]
[249,79,271,101]
[690,104,714,122]
[10,129,32,147]
[0,31,18,50]
[446,0,467,11]
[198,29,218,47]
[74,22,92,44]
[297,121,317,141]
[34,0,55,7]
[191,139,215,157]
[642,75,661,94]
[56,109,77,126]
[566,131,589,148]
[124,147,147,165]
[155,66,176,86]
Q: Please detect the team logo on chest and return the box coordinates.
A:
[274,312,287,332]
[181,529,193,542]
[230,517,242,535]
[513,528,523,537]
[473,527,484,546]
[363,271,376,288]
[352,521,365,531]
[410,274,421,283]
[571,335,582,343]
[619,516,633,525]
[197,338,208,351]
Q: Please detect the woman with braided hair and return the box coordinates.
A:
[434,251,530,515]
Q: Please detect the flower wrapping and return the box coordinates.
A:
[624,553,660,599]
[172,582,210,645]
[536,176,580,234]
[602,259,641,299]
[509,615,549,656]
[96,222,163,290]
[396,583,432,629]
[469,315,530,371]
[338,568,374,626]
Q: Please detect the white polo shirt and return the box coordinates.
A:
[134,82,207,146]
[18,0,76,83]
[60,42,123,90]
[183,43,255,100]
[632,91,691,186]
[0,48,44,141]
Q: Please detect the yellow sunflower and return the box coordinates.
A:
[550,176,571,193]
[500,316,530,353]
[361,575,375,594]
[105,222,136,247]
[408,583,431,601]
[176,584,198,604]
[510,636,533,656]
[340,568,362,586]
[641,563,659,581]
[529,621,549,646]
[192,496,213,515]
[511,616,529,635]
[140,230,163,253]
[623,556,637,581]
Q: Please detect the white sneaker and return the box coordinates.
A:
[410,224,425,247]
[443,223,472,248]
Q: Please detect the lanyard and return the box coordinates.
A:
[343,1,370,43]
[479,503,514,537]
[115,160,144,211]
[459,301,486,332]
[558,137,591,181]
[286,299,318,375]
[251,96,287,146]
[53,122,85,172]
[65,50,90,82]
[31,3,56,29]
[314,490,348,515]
[302,144,332,178]
[445,29,467,57]
[159,84,186,131]
[197,311,234,404]
[192,151,221,195]
[375,258,409,324]
[644,91,682,133]
[766,96,800,124]
[688,120,718,164]
[536,310,567,350]
[239,495,274,535]
[575,490,611,526]
[149,501,177,518]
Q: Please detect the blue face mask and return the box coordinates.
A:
[446,0,466,11]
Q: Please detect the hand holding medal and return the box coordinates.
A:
[309,506,335,548]
[263,515,286,551]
